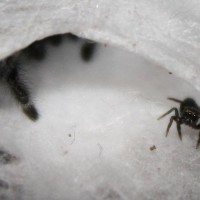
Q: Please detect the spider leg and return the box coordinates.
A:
[194,123,200,129]
[166,116,182,140]
[158,107,182,140]
[6,62,39,121]
[166,116,175,137]
[158,107,179,120]
[196,132,200,149]
[81,41,97,62]
[176,119,182,141]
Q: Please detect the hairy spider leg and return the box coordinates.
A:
[194,122,200,149]
[6,62,39,121]
[158,107,179,120]
[158,107,182,140]
[196,132,200,149]
[167,116,182,140]
[81,42,97,62]
[168,97,182,103]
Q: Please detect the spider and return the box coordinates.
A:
[158,97,200,149]
[0,33,97,121]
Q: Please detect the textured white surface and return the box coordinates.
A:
[1,1,200,200]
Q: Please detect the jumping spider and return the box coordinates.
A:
[158,97,200,149]
[0,33,97,121]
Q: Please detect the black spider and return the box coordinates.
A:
[0,33,97,121]
[158,97,200,149]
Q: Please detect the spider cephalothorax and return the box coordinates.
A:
[158,97,200,149]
